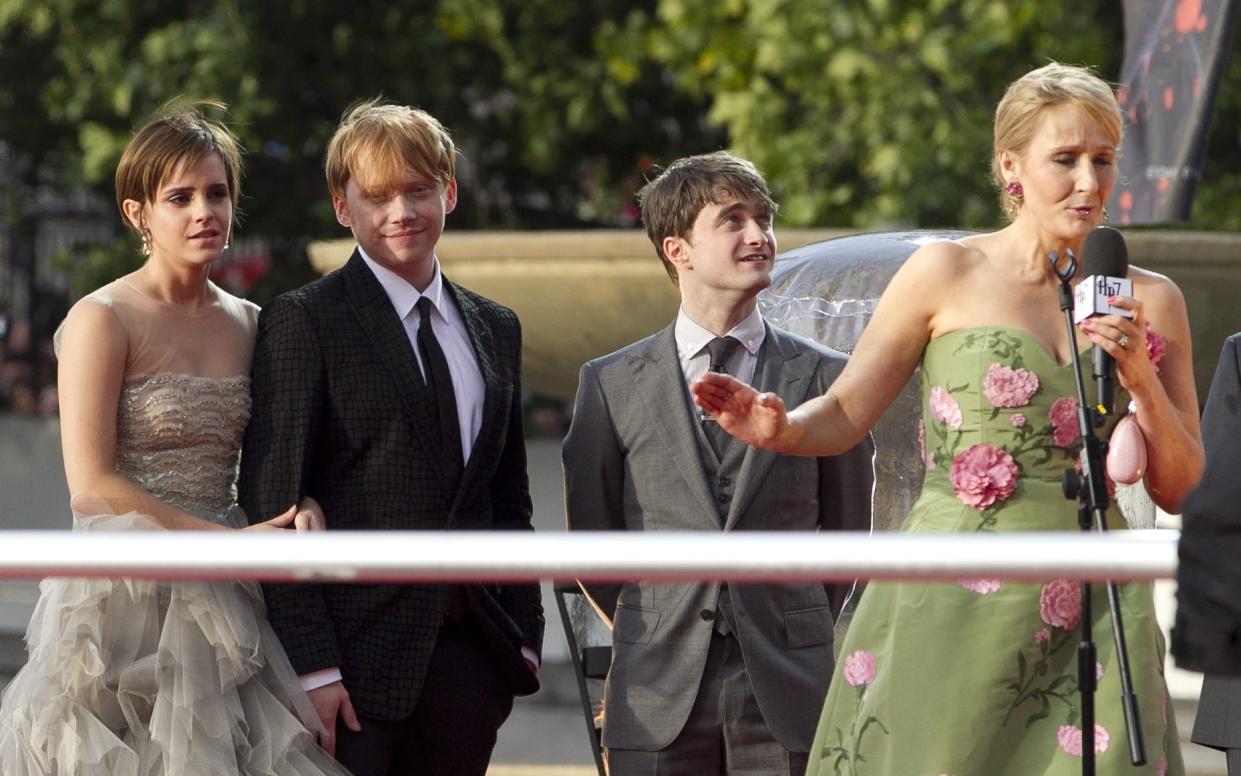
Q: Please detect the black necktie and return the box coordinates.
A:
[702,336,741,457]
[416,297,464,488]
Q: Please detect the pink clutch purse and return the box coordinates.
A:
[1106,409,1147,485]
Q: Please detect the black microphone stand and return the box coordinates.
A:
[1051,249,1145,774]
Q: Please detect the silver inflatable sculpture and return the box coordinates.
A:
[761,230,972,532]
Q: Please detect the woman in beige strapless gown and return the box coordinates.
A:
[0,104,351,775]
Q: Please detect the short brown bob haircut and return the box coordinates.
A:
[114,100,244,233]
[636,151,777,285]
[325,98,457,199]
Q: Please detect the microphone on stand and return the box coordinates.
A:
[1074,226,1132,418]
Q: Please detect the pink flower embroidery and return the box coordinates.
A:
[1034,627,1051,645]
[1040,580,1082,630]
[1056,723,1110,756]
[1011,413,1027,428]
[843,650,876,686]
[958,578,1002,595]
[949,444,1019,509]
[1146,322,1167,372]
[1049,397,1080,447]
[929,386,963,429]
[983,363,1039,407]
[917,419,934,468]
[1156,757,1167,776]
[1096,662,1104,682]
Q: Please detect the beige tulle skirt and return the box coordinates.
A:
[0,507,351,776]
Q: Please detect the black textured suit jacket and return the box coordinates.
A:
[238,251,544,720]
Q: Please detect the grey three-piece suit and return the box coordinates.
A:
[563,321,875,770]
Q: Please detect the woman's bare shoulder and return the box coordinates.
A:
[896,236,986,277]
[1129,265,1186,311]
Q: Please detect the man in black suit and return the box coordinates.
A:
[238,99,543,776]
[1177,333,1241,773]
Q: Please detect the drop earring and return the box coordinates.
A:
[1003,181,1024,220]
[140,229,152,257]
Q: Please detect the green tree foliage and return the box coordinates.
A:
[1186,27,1241,231]
[0,0,267,293]
[0,0,1235,304]
[623,0,1128,228]
[0,0,716,298]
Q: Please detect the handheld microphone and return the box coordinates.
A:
[1075,226,1131,417]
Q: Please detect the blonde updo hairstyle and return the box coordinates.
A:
[115,100,244,237]
[992,63,1123,220]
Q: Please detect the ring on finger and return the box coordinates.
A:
[1118,333,1130,349]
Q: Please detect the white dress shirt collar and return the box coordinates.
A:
[674,305,766,364]
[357,247,447,317]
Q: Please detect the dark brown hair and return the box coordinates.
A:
[636,151,776,284]
[115,100,244,233]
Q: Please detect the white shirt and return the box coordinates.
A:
[359,248,485,462]
[300,249,536,693]
[675,305,766,389]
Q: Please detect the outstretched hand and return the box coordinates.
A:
[690,371,791,450]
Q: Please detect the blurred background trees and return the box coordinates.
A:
[0,0,1237,304]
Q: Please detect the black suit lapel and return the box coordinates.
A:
[443,280,504,517]
[341,252,447,483]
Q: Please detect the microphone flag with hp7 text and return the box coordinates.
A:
[1111,0,1239,224]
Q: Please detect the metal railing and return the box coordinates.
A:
[0,530,1179,582]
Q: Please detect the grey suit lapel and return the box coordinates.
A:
[725,324,817,529]
[628,327,721,529]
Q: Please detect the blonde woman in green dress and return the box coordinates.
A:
[692,62,1202,774]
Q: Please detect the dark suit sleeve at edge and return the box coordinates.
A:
[1175,335,1241,680]
[237,297,341,674]
[813,355,876,619]
[489,316,545,657]
[563,360,627,627]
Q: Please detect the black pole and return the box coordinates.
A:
[1051,249,1146,772]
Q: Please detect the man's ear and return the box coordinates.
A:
[333,195,351,228]
[663,235,691,273]
[443,179,458,215]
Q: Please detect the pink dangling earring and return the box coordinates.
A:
[1003,181,1024,220]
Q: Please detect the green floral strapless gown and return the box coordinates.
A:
[807,326,1181,776]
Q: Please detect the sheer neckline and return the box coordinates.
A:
[117,276,231,318]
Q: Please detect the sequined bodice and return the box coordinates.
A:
[114,374,251,518]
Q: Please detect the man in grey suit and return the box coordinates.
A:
[1179,333,1241,773]
[563,152,875,776]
